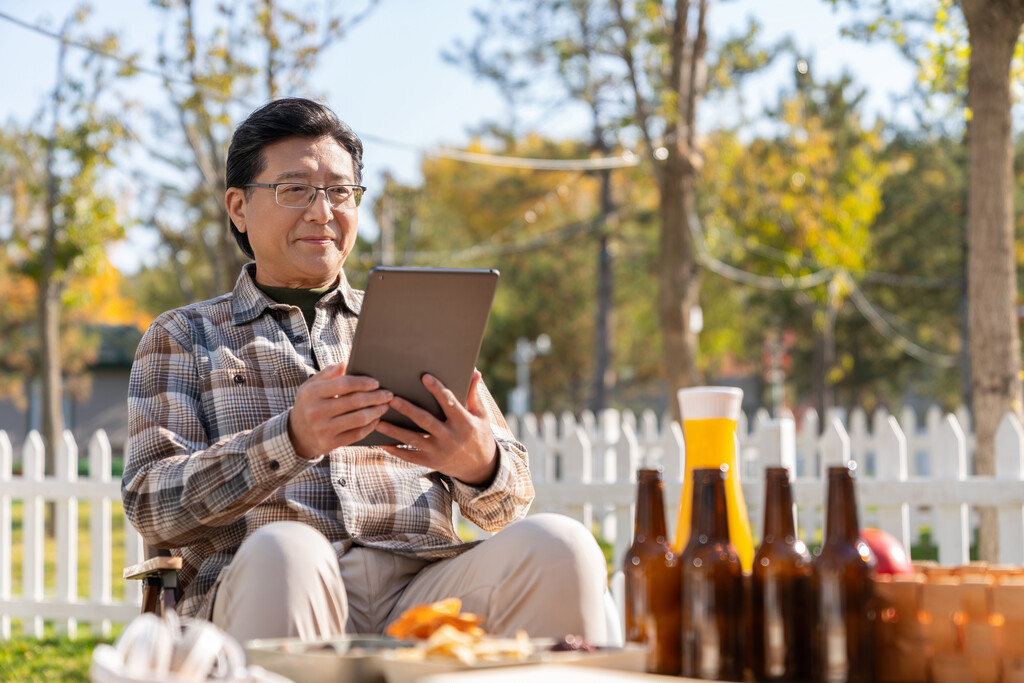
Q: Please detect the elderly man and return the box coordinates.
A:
[122,97,609,644]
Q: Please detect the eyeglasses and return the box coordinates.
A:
[244,182,366,209]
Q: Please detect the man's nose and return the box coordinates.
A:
[304,189,333,222]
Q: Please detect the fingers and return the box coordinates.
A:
[422,374,464,419]
[466,370,487,418]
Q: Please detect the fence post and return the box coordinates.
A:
[934,414,970,564]
[0,430,11,640]
[23,431,45,638]
[875,416,911,552]
[849,407,870,475]
[995,413,1024,565]
[561,422,593,529]
[819,417,851,473]
[542,413,559,480]
[749,417,796,544]
[662,420,684,543]
[595,410,621,548]
[90,430,116,635]
[521,413,546,485]
[795,409,819,478]
[55,429,79,638]
[613,420,639,567]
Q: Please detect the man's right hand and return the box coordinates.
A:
[287,362,392,459]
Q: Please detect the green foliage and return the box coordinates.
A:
[0,11,137,407]
[826,0,1024,126]
[698,71,899,410]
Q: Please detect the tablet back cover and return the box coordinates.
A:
[347,266,499,446]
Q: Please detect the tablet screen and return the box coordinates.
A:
[346,266,499,446]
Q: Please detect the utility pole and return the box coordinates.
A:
[590,127,615,412]
[377,172,396,266]
[509,334,551,418]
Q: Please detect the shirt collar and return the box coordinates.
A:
[231,263,363,324]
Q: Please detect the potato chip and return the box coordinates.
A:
[386,598,484,640]
[390,624,536,666]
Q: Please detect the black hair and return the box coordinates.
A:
[225,97,364,258]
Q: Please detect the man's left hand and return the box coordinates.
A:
[376,370,498,486]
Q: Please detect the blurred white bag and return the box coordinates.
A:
[91,612,292,683]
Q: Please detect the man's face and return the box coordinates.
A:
[225,135,359,289]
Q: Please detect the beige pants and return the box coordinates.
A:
[211,513,610,645]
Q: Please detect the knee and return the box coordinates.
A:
[503,513,606,582]
[236,522,335,574]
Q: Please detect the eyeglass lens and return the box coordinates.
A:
[276,183,363,208]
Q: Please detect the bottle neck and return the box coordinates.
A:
[690,467,730,542]
[634,469,668,542]
[762,467,797,540]
[824,466,860,545]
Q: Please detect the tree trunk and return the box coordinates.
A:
[960,0,1024,563]
[40,34,70,536]
[659,155,702,420]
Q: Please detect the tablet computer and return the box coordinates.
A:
[346,266,500,446]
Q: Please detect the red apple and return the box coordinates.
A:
[860,527,914,576]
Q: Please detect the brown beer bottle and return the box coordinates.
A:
[751,467,813,682]
[679,465,745,681]
[812,463,877,683]
[623,468,681,675]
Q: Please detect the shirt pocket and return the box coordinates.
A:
[202,368,290,441]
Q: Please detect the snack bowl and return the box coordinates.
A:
[245,634,413,683]
[375,640,645,683]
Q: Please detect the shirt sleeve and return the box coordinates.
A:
[449,380,535,532]
[121,313,321,549]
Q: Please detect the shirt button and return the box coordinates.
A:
[234,374,246,384]
[269,460,280,471]
[294,335,306,344]
[338,478,347,487]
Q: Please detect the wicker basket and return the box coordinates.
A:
[875,562,1024,683]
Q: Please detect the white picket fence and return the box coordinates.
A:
[2,404,1023,640]
[509,405,1024,574]
[0,429,144,640]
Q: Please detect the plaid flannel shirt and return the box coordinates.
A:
[122,264,534,620]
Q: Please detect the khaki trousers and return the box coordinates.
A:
[211,513,610,645]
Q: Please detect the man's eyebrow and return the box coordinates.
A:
[273,170,352,182]
[273,170,313,181]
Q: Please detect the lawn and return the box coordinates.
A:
[3,501,129,680]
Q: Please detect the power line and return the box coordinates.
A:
[691,211,960,367]
[0,9,640,171]
[705,214,961,290]
[691,214,837,291]
[428,147,641,171]
[846,276,959,367]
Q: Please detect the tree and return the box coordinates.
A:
[832,0,1024,561]
[960,0,1024,563]
[0,7,135,478]
[451,0,780,417]
[698,70,891,417]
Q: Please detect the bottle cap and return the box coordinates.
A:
[676,386,743,421]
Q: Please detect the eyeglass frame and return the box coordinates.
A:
[243,182,367,209]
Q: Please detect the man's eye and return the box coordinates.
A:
[280,185,309,196]
[328,186,352,200]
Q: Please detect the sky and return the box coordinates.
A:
[0,0,916,273]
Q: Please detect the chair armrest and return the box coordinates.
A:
[123,556,183,580]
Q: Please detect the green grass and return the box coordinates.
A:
[9,500,128,603]
[0,627,121,681]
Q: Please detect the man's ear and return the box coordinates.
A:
[225,187,248,233]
